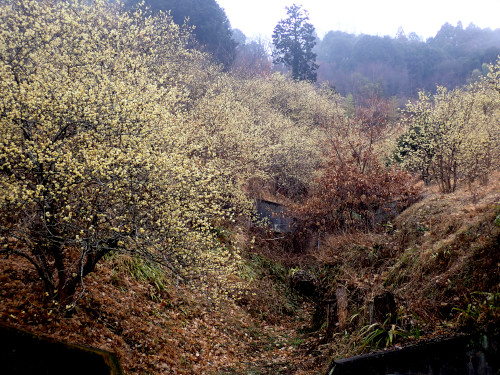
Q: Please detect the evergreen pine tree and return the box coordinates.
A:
[272,4,318,82]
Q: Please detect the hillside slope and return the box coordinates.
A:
[1,176,499,374]
[312,176,500,360]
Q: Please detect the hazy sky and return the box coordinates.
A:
[216,0,500,41]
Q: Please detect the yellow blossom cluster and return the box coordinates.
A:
[0,0,239,302]
[184,73,341,199]
[394,63,500,192]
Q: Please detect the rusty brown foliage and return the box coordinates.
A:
[295,150,417,234]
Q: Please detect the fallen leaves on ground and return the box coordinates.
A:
[0,254,328,374]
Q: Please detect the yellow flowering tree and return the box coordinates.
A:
[394,75,500,192]
[0,0,238,303]
[184,73,339,200]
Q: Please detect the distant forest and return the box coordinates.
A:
[314,22,500,102]
[122,1,500,103]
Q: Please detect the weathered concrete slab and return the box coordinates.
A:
[256,199,295,233]
[327,334,500,375]
[1,324,123,375]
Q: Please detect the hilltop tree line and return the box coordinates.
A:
[316,22,500,101]
[123,0,500,100]
[126,1,319,81]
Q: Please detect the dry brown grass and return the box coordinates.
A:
[310,172,500,357]
[388,173,500,322]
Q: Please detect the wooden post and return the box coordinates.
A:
[325,298,336,335]
[336,286,348,330]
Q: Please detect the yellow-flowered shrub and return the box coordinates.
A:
[0,0,241,302]
[394,69,500,192]
[185,73,342,199]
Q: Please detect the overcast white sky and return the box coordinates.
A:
[216,0,500,41]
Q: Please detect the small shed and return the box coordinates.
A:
[255,199,294,233]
